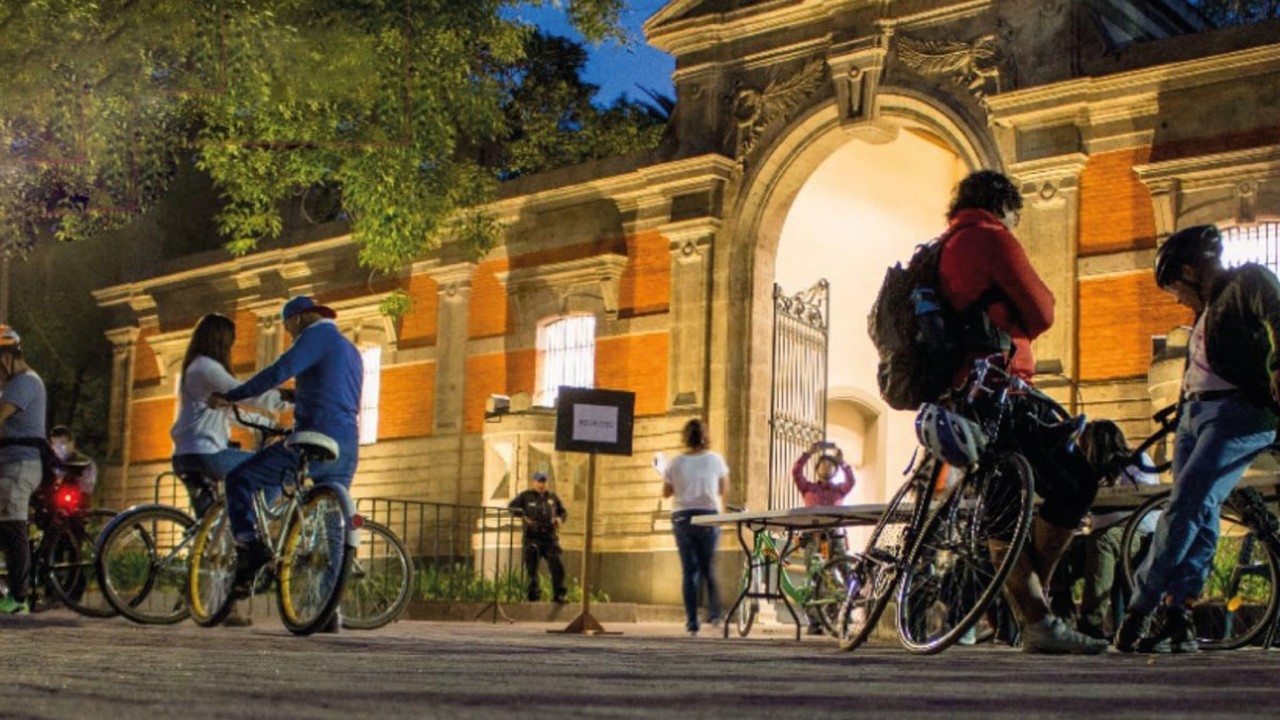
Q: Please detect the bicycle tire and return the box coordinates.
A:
[46,508,118,618]
[837,467,931,652]
[813,556,857,637]
[1120,489,1280,650]
[896,451,1034,655]
[733,555,760,637]
[187,500,237,628]
[341,519,413,630]
[96,505,196,625]
[278,485,353,635]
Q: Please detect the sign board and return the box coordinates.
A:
[554,386,635,456]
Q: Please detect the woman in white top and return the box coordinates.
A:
[662,418,728,635]
[171,314,285,516]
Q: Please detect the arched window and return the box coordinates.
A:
[1220,222,1280,275]
[537,315,596,407]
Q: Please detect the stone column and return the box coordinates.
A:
[248,301,286,371]
[664,222,715,407]
[1009,154,1088,407]
[105,327,140,465]
[427,263,477,434]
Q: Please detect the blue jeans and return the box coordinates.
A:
[1131,397,1276,613]
[225,438,359,543]
[173,450,253,518]
[672,509,720,632]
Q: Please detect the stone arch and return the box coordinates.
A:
[724,92,994,510]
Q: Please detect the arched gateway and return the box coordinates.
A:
[93,3,1280,605]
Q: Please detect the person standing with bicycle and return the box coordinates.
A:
[662,418,728,636]
[0,326,46,615]
[937,170,1106,654]
[1116,225,1280,654]
[209,296,362,631]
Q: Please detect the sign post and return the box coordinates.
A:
[549,387,635,636]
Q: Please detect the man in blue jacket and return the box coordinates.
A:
[211,296,363,601]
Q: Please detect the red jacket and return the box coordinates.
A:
[938,209,1054,381]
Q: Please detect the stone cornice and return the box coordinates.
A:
[104,326,141,349]
[645,0,838,57]
[1078,249,1157,279]
[1008,153,1090,184]
[988,45,1280,129]
[144,328,192,380]
[494,253,630,320]
[1135,144,1280,190]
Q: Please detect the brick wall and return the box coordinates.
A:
[133,327,161,388]
[596,332,670,416]
[1078,147,1158,256]
[398,273,439,348]
[468,259,511,340]
[1079,273,1192,381]
[130,396,174,463]
[618,230,671,317]
[378,362,436,439]
[230,310,259,374]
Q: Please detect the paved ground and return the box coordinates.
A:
[2,611,1279,720]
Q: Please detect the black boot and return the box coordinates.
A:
[1136,605,1199,654]
[1114,608,1152,653]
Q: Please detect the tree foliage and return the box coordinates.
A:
[1191,0,1279,26]
[0,0,656,273]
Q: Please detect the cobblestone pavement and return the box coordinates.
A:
[2,611,1278,720]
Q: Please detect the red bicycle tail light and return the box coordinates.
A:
[351,513,365,529]
[55,484,83,511]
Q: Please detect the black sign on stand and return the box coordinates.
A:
[550,387,635,636]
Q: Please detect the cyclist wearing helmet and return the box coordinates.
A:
[0,326,46,614]
[209,296,363,632]
[936,171,1106,654]
[1117,224,1280,654]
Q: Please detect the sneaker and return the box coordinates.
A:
[1022,616,1109,655]
[232,541,273,599]
[957,624,978,646]
[1136,605,1199,654]
[1114,609,1153,653]
[0,596,29,615]
[708,616,722,628]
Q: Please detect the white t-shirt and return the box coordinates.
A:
[170,356,286,456]
[1183,313,1236,395]
[664,450,728,513]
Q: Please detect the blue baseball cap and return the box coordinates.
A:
[281,295,336,321]
[532,472,548,482]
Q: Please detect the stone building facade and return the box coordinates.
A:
[94,2,1280,604]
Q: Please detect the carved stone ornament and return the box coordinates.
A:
[896,34,1002,107]
[726,58,827,164]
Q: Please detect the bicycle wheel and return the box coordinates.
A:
[96,505,196,625]
[1121,489,1280,650]
[187,500,237,627]
[46,508,118,617]
[897,451,1034,654]
[341,519,413,630]
[811,556,857,636]
[837,468,930,652]
[732,555,761,637]
[278,485,353,635]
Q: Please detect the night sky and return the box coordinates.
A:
[514,0,676,105]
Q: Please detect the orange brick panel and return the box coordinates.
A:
[398,274,439,349]
[619,231,671,317]
[468,259,511,340]
[231,310,259,374]
[1079,274,1192,381]
[133,327,162,388]
[508,348,537,398]
[595,333,669,416]
[379,363,436,439]
[129,397,174,463]
[1079,148,1157,256]
[464,353,508,433]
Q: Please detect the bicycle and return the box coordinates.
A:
[0,466,116,617]
[835,356,1052,654]
[730,521,856,638]
[185,407,358,635]
[1119,404,1280,650]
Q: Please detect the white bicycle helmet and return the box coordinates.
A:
[915,403,987,469]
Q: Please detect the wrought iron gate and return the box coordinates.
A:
[768,279,830,509]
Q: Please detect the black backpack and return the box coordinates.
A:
[867,237,1006,411]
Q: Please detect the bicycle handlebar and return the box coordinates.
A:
[1126,402,1179,474]
[230,404,289,440]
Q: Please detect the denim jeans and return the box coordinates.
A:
[225,438,359,543]
[672,509,720,632]
[173,450,254,518]
[1131,397,1276,613]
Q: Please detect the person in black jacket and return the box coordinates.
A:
[508,472,568,603]
[1117,225,1280,654]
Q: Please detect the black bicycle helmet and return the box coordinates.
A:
[1154,225,1222,288]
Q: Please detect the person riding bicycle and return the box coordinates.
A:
[1116,225,1280,654]
[0,325,46,615]
[209,296,363,632]
[173,314,288,518]
[792,442,855,634]
[936,170,1106,654]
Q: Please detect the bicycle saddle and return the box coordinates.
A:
[286,431,339,463]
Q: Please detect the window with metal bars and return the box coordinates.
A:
[1221,222,1280,275]
[537,315,596,407]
